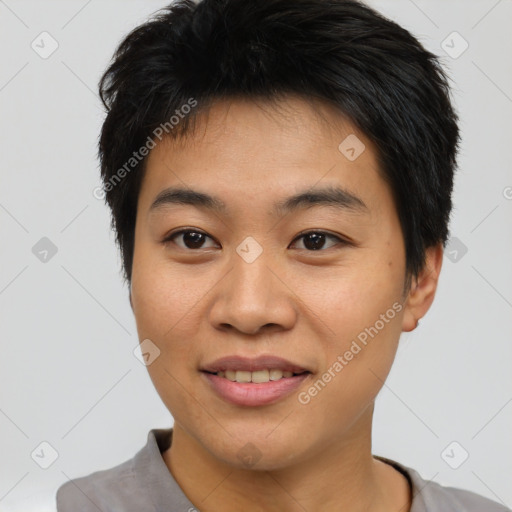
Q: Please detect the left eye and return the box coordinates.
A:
[290,231,345,251]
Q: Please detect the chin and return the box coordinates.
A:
[203,427,308,471]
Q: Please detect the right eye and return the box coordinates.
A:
[162,229,220,250]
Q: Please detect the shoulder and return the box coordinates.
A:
[419,478,510,511]
[56,428,187,512]
[376,456,511,512]
[56,455,146,512]
[374,455,512,512]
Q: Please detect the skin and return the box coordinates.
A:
[130,95,443,512]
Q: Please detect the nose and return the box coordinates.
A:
[208,246,297,336]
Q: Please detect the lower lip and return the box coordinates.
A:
[201,372,310,407]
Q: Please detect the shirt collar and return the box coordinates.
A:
[137,427,435,512]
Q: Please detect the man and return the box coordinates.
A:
[56,0,510,510]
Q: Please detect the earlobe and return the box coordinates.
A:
[401,243,444,332]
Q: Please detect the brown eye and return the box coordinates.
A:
[290,231,346,251]
[164,229,218,250]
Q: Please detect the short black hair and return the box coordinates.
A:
[98,0,460,289]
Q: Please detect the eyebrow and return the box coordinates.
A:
[149,185,368,216]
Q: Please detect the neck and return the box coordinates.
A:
[163,406,411,512]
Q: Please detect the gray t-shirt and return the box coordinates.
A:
[56,428,510,511]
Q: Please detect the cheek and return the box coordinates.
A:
[297,251,403,337]
[299,248,405,398]
[130,252,204,415]
[131,244,205,337]
[297,290,404,431]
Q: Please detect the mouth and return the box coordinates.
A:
[200,355,312,406]
[200,354,311,381]
[202,368,310,383]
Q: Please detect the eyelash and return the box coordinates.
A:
[162,228,350,251]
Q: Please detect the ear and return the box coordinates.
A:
[401,243,444,332]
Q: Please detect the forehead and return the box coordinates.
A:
[138,95,388,214]
[151,94,372,159]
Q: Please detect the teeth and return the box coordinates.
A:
[216,369,299,383]
[236,370,251,383]
[269,369,283,381]
[225,370,236,381]
[252,369,269,383]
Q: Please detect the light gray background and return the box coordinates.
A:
[1,0,511,510]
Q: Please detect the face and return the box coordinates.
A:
[130,96,410,469]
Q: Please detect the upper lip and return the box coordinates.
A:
[201,355,310,374]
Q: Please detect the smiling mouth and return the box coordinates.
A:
[203,369,310,383]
